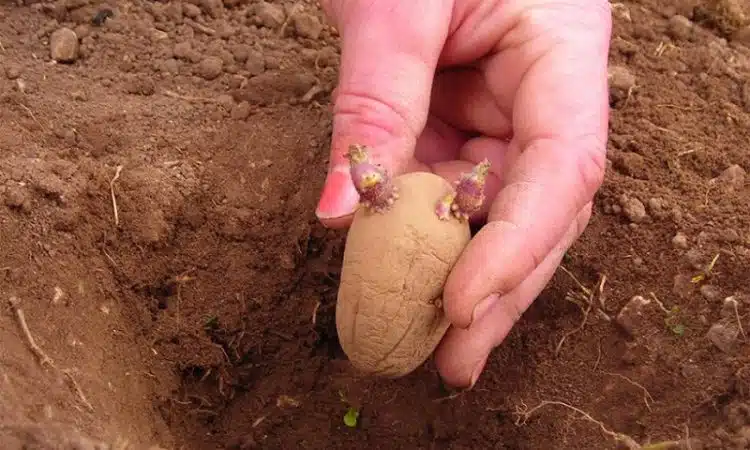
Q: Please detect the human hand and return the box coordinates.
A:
[315,0,612,388]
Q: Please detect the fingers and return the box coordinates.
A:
[430,67,512,138]
[315,0,453,226]
[435,203,592,388]
[442,4,611,328]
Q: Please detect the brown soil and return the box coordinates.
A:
[1,0,749,449]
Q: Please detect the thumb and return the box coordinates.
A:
[315,0,451,227]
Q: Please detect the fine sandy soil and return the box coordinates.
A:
[1,0,749,449]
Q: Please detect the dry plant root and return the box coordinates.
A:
[336,144,491,377]
[7,296,94,412]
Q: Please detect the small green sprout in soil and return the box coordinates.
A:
[343,407,359,428]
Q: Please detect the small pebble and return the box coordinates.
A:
[619,195,648,223]
[293,13,323,39]
[231,101,252,120]
[3,186,31,212]
[668,15,693,40]
[706,321,739,353]
[183,3,201,18]
[616,295,651,337]
[700,284,721,301]
[4,64,21,80]
[197,56,223,80]
[50,27,79,63]
[672,231,689,249]
[245,50,265,76]
[608,65,636,104]
[255,2,285,29]
[712,164,746,192]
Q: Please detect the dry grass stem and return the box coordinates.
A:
[109,165,123,227]
[603,371,655,411]
[8,296,54,367]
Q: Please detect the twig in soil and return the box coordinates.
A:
[558,265,591,296]
[555,273,607,356]
[311,300,321,326]
[8,297,95,413]
[725,296,747,341]
[513,400,640,448]
[649,292,672,315]
[603,371,655,412]
[278,2,302,36]
[109,165,123,227]
[62,369,94,412]
[0,40,5,52]
[163,89,223,104]
[8,296,54,367]
[300,84,325,104]
[184,18,215,35]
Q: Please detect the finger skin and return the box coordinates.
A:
[443,2,612,329]
[435,203,592,388]
[315,0,453,223]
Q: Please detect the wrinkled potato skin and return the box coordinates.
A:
[336,172,471,377]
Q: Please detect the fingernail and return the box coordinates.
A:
[470,294,499,327]
[315,164,359,220]
[469,355,488,389]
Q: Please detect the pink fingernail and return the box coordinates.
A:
[315,164,360,220]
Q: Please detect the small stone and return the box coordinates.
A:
[245,50,265,76]
[668,15,694,40]
[647,197,670,220]
[712,164,746,192]
[719,228,741,243]
[174,41,193,59]
[197,56,223,80]
[608,65,636,105]
[733,25,750,45]
[124,75,155,96]
[230,101,251,120]
[70,90,88,101]
[292,13,323,39]
[255,2,285,29]
[201,0,223,19]
[3,186,31,212]
[4,64,21,80]
[672,273,695,298]
[619,195,648,223]
[706,321,739,353]
[183,3,201,18]
[160,58,179,75]
[720,296,739,319]
[612,151,646,178]
[231,45,248,63]
[50,27,79,63]
[616,295,651,337]
[700,284,721,301]
[217,94,234,110]
[685,248,704,270]
[742,82,750,113]
[672,231,689,249]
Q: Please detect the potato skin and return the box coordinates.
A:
[336,171,471,377]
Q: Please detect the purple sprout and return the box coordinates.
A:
[436,159,491,222]
[345,144,399,213]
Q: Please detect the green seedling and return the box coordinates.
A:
[343,407,359,428]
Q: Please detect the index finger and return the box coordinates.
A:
[443,4,612,328]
